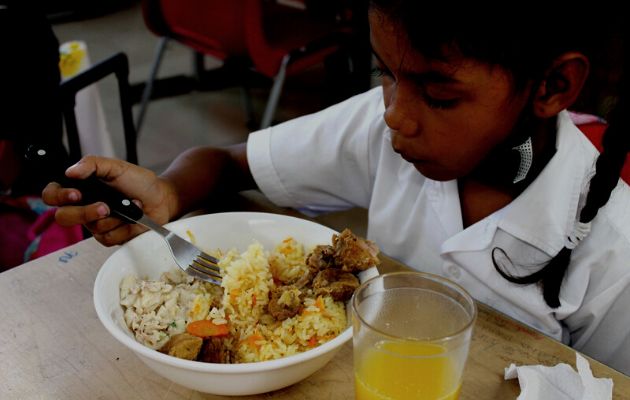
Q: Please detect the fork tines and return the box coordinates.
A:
[188,252,222,285]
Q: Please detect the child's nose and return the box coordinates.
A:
[383,84,420,137]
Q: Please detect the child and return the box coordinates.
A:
[43,3,629,374]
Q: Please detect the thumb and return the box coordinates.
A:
[64,156,156,201]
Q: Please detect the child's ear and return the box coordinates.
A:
[532,52,590,118]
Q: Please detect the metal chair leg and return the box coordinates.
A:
[135,37,168,136]
[260,54,290,129]
[193,51,205,83]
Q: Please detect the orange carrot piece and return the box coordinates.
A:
[315,297,325,311]
[243,333,264,349]
[186,320,229,338]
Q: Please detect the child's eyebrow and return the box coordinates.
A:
[371,49,461,85]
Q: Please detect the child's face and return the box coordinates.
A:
[370,12,534,181]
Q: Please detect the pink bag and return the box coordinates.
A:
[0,195,83,271]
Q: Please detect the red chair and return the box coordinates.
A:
[571,111,630,183]
[136,0,352,132]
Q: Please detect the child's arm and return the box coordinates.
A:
[41,143,253,246]
[161,143,254,219]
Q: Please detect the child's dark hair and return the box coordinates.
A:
[369,1,628,307]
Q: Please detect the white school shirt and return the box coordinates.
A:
[247,87,630,374]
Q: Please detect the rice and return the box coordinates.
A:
[224,239,347,362]
[268,237,309,283]
[120,237,347,363]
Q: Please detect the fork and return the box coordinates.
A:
[26,145,222,285]
[66,172,222,285]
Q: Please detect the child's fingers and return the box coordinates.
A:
[41,182,82,206]
[65,155,128,180]
[54,202,110,227]
[92,223,145,247]
[84,215,126,234]
[85,215,148,237]
[65,156,159,208]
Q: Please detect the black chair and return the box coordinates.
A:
[59,52,138,164]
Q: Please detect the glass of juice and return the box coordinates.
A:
[352,271,476,400]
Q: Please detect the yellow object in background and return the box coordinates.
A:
[59,41,87,78]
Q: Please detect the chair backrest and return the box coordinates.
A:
[142,0,347,78]
[142,0,249,60]
[243,0,345,77]
[59,52,138,164]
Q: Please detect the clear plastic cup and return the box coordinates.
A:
[352,271,477,400]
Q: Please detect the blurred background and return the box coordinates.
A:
[48,0,372,173]
[0,0,373,270]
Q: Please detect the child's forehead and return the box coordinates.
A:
[368,9,529,70]
[371,24,489,84]
[370,12,463,66]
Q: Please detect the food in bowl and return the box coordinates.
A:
[95,212,381,395]
[120,228,379,364]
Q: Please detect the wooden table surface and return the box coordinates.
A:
[2,222,629,399]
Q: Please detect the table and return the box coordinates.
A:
[2,211,629,399]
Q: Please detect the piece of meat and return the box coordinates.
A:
[203,283,225,309]
[294,244,335,288]
[159,333,203,360]
[312,268,360,302]
[197,336,234,364]
[267,286,304,321]
[332,229,380,273]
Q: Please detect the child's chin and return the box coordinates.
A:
[412,163,458,181]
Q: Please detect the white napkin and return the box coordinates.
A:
[504,353,613,400]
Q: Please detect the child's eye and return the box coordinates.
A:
[423,93,459,110]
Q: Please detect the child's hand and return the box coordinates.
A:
[42,156,178,246]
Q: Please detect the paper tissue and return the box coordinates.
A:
[505,353,613,400]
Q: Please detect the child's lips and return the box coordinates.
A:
[392,146,426,164]
[405,156,428,165]
[391,134,426,164]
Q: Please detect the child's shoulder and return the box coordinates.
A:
[315,86,385,134]
[339,86,384,113]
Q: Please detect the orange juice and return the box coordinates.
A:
[355,340,461,400]
[352,273,475,400]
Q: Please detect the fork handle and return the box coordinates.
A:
[61,175,144,223]
[24,144,144,223]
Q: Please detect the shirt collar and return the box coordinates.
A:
[496,110,597,256]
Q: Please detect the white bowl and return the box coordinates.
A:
[94,212,373,396]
